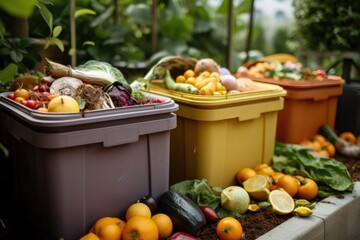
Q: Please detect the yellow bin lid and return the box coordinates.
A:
[148,80,287,109]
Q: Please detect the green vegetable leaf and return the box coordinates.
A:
[272,143,354,197]
[76,96,86,110]
[170,179,220,210]
[0,63,18,84]
[48,37,64,52]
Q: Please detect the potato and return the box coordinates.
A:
[194,58,220,75]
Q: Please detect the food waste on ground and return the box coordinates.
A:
[79,147,355,240]
[5,58,164,113]
[143,56,261,95]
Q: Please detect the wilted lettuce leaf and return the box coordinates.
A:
[272,143,354,197]
[170,179,241,218]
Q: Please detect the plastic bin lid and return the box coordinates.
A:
[251,75,345,89]
[0,92,178,127]
[148,80,286,107]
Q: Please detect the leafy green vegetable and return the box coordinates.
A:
[272,143,354,197]
[74,60,127,86]
[170,179,241,218]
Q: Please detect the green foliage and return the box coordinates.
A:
[272,143,354,198]
[0,0,36,18]
[293,0,360,52]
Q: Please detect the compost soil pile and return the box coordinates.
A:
[196,154,360,240]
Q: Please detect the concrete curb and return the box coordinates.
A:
[257,181,360,240]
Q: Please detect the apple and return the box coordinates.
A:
[7,93,15,100]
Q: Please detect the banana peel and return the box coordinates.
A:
[144,56,197,82]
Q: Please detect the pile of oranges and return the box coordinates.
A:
[236,163,319,201]
[300,134,336,158]
[80,202,172,240]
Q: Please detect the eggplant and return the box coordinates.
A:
[138,195,158,216]
[158,190,206,235]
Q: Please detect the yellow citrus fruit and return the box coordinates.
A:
[268,189,295,215]
[243,175,270,201]
[151,213,173,239]
[47,95,80,113]
[125,202,152,221]
[293,207,313,217]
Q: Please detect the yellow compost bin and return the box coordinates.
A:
[149,81,287,188]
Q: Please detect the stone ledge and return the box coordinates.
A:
[257,181,360,240]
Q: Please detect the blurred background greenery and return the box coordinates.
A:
[1,0,359,82]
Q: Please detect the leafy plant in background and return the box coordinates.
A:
[47,0,255,74]
[292,0,360,52]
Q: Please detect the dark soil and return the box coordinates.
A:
[195,154,360,240]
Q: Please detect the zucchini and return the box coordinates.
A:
[321,124,339,144]
[158,190,206,235]
[164,70,199,95]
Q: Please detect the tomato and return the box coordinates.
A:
[253,163,275,176]
[14,88,30,100]
[269,172,285,191]
[216,217,243,240]
[7,93,15,100]
[296,176,319,200]
[276,175,298,197]
[90,217,125,240]
[24,99,38,109]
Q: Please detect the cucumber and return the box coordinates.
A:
[321,124,339,144]
[159,190,206,235]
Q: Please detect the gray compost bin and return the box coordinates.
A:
[0,92,178,239]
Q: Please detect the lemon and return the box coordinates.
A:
[48,95,80,113]
[221,186,250,214]
[243,175,270,201]
[248,204,260,212]
[268,189,295,215]
[293,207,313,217]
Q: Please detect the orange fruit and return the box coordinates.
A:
[313,134,326,144]
[80,232,100,240]
[236,167,257,185]
[276,175,299,197]
[254,163,275,176]
[151,213,173,239]
[122,215,158,240]
[269,172,285,191]
[339,132,356,143]
[90,217,125,240]
[311,140,322,152]
[324,142,336,157]
[296,176,319,201]
[14,88,30,100]
[125,202,152,221]
[216,217,243,240]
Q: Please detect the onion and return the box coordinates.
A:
[220,75,238,91]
